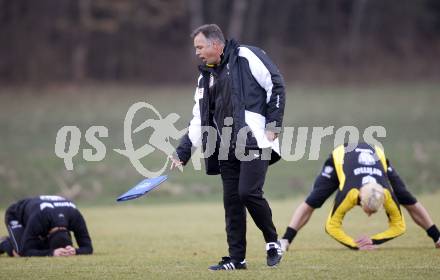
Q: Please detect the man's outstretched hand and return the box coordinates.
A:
[356,235,377,250]
[169,155,183,171]
[53,246,76,257]
[265,131,278,142]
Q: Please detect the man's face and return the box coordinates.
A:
[193,33,223,65]
[361,204,377,217]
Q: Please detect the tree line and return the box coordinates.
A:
[0,0,439,85]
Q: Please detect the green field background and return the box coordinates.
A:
[1,194,440,279]
[1,83,439,206]
[1,84,440,278]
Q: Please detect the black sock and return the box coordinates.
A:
[427,225,440,243]
[282,227,297,243]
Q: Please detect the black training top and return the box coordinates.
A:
[6,195,93,256]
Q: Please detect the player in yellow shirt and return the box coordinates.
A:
[280,143,440,250]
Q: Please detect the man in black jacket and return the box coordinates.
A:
[170,24,286,270]
[0,195,93,257]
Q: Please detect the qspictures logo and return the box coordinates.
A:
[54,102,387,178]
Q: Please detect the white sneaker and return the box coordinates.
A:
[266,241,283,267]
[279,238,290,252]
[435,238,440,249]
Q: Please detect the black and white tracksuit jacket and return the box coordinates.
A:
[176,39,286,175]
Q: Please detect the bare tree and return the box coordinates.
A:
[348,0,369,61]
[228,0,248,40]
[72,0,92,83]
[244,0,264,43]
[187,0,204,31]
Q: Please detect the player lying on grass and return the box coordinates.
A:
[280,143,440,251]
[0,195,93,257]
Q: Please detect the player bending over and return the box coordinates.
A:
[280,143,440,250]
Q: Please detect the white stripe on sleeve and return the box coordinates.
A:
[188,75,203,147]
[238,47,273,103]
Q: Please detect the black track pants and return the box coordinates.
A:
[219,153,278,261]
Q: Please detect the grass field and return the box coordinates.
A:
[0,83,439,278]
[0,83,440,206]
[1,193,440,279]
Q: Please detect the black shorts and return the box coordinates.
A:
[390,182,417,205]
[305,179,338,209]
[305,157,339,209]
[386,163,417,205]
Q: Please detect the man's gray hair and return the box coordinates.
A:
[360,182,385,212]
[191,24,225,45]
